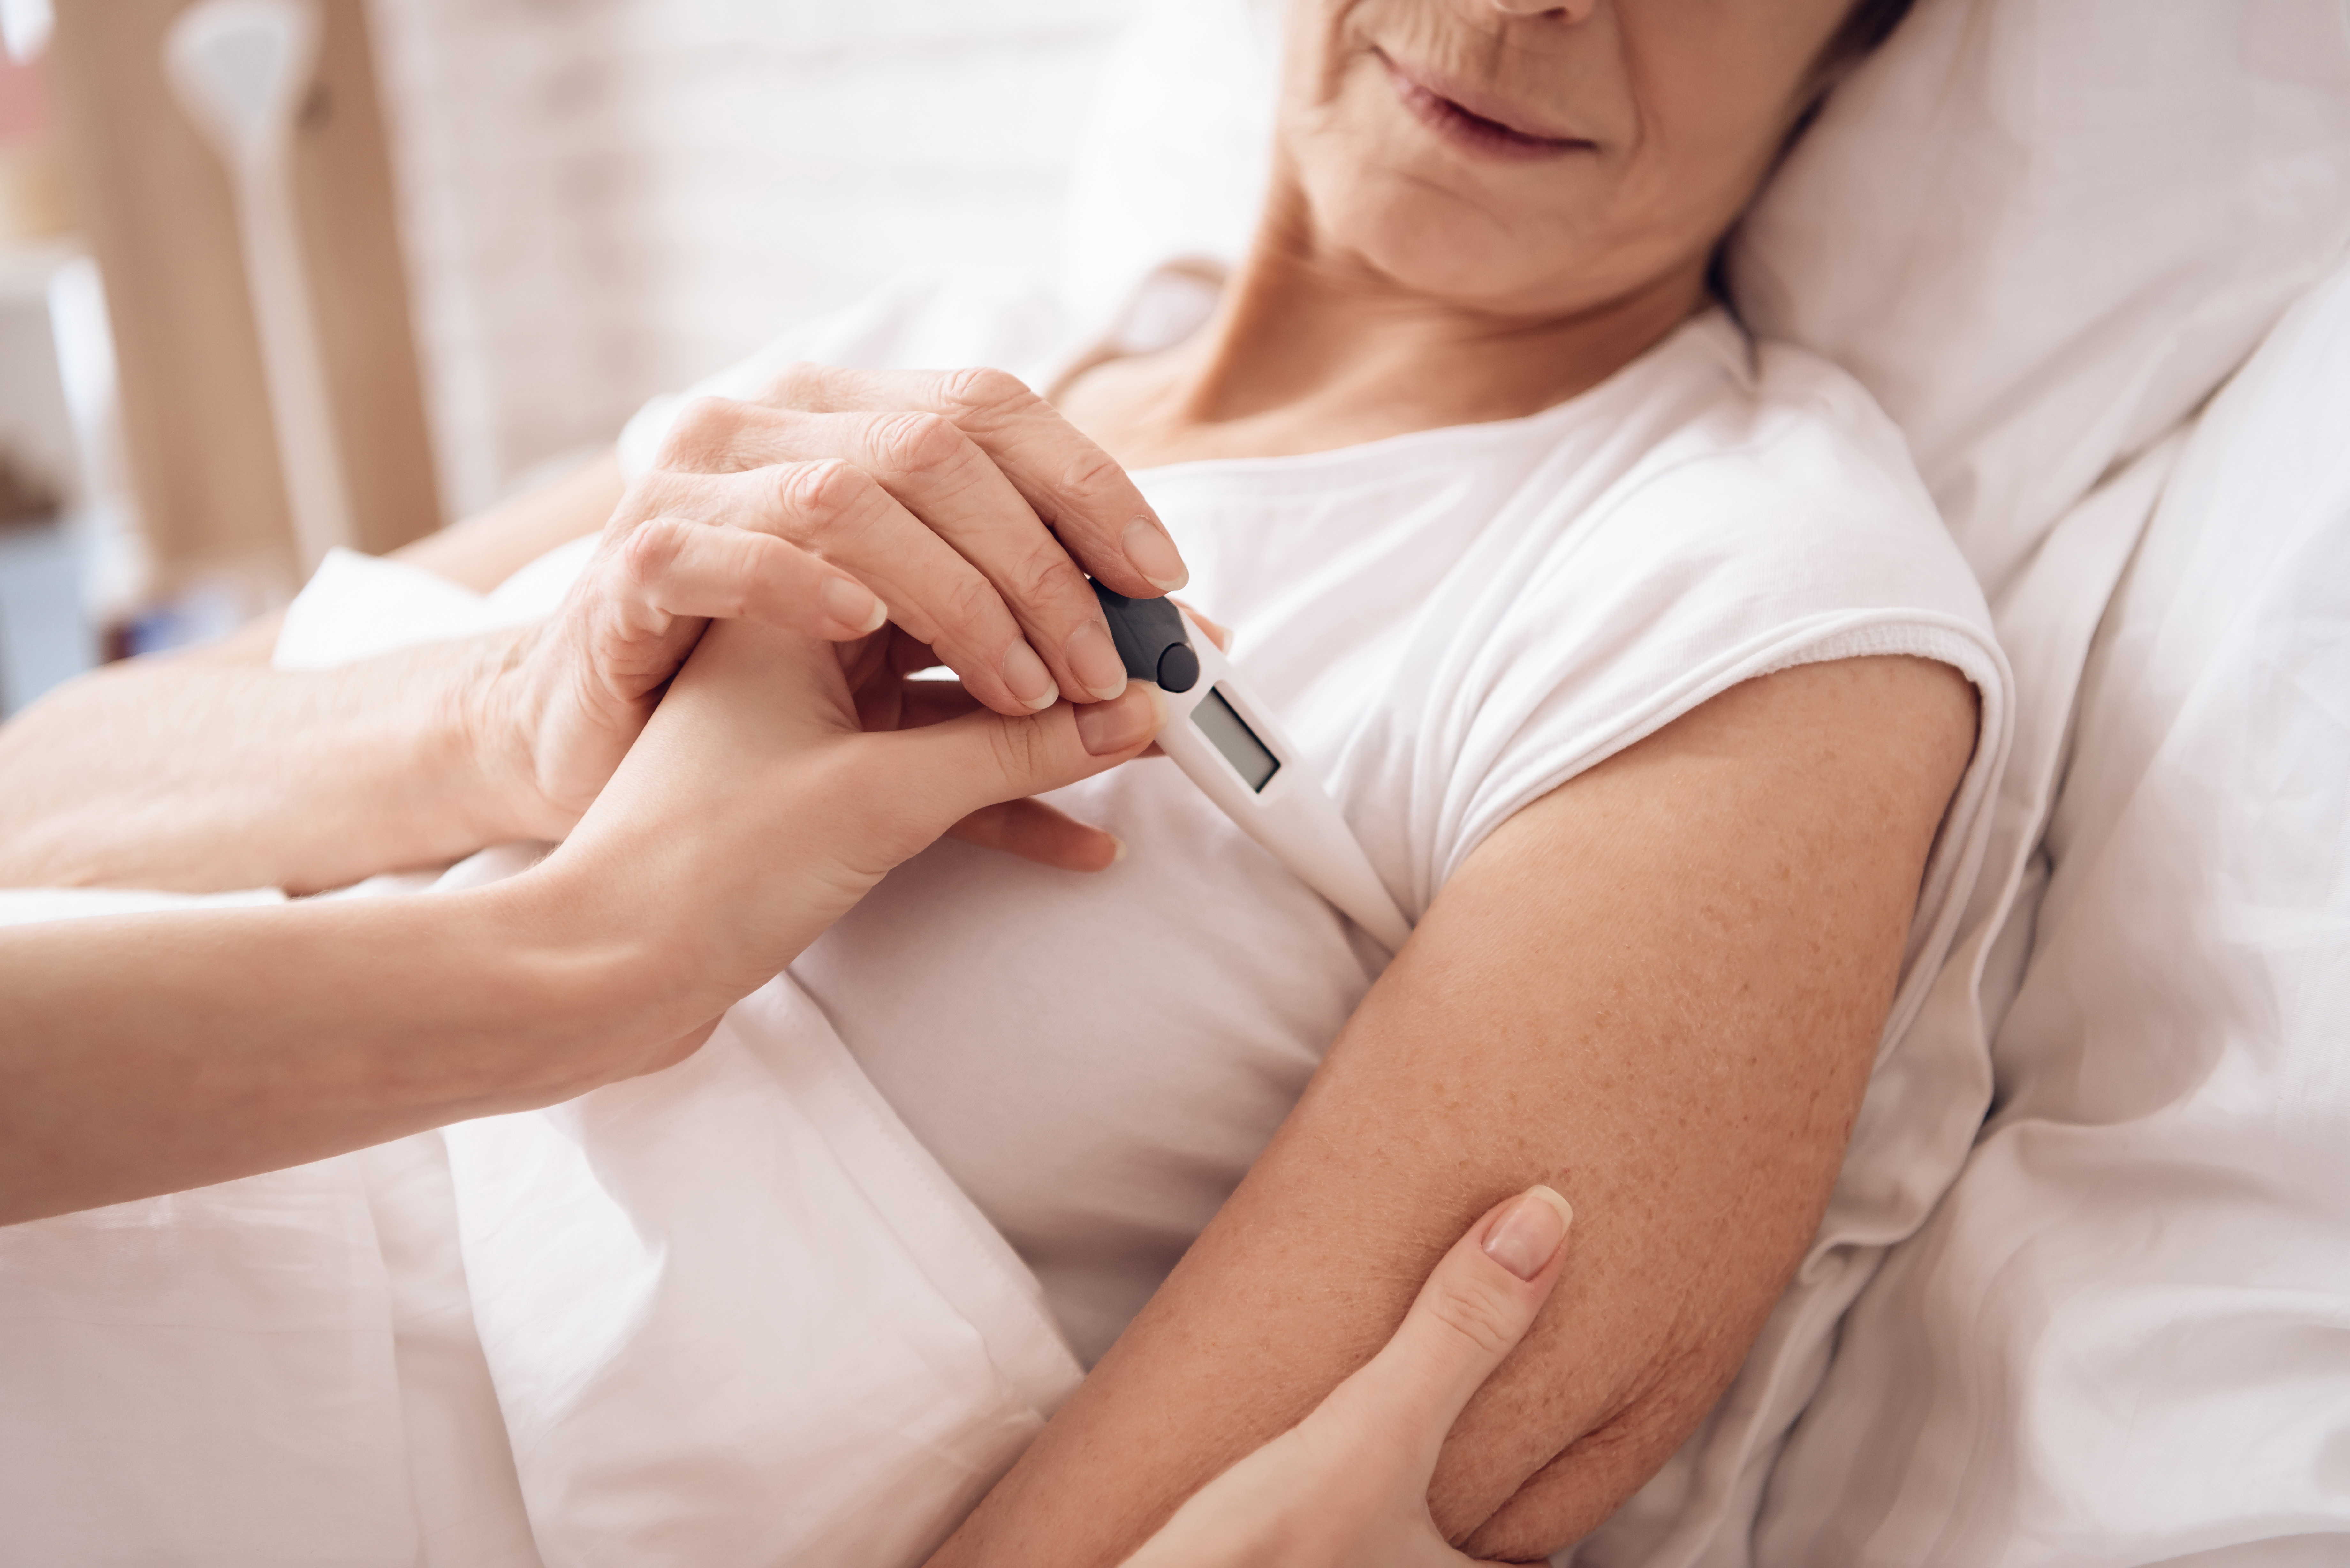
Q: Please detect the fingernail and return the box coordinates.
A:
[1121,517,1190,592]
[1001,640,1059,711]
[1482,1186,1573,1282]
[1107,834,1128,863]
[1076,684,1165,755]
[821,575,887,634]
[1063,619,1129,701]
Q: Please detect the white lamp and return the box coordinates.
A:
[165,0,354,574]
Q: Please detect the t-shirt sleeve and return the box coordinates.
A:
[1407,395,2011,1021]
[1433,391,2005,886]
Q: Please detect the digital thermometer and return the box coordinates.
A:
[1091,584,1414,953]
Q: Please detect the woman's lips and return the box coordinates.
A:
[1379,54,1593,163]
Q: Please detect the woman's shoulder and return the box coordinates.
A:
[1575,310,1989,625]
[1426,315,2009,893]
[1630,310,1929,511]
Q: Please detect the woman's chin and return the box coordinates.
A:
[1314,200,1592,316]
[1284,150,1567,306]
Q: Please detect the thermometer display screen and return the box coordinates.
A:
[1191,686,1280,792]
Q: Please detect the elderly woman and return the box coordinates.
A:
[0,0,1997,1558]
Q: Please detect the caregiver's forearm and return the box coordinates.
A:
[931,657,1978,1565]
[0,631,533,894]
[0,878,681,1226]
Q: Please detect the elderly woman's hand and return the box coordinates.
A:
[480,368,1190,855]
[0,583,1169,1225]
[1119,1187,1575,1568]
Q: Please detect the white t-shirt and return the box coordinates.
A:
[36,263,2008,1567]
[618,267,2011,1374]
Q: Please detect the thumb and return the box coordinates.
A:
[1312,1187,1574,1476]
[888,684,1167,821]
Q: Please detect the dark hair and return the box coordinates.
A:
[1708,0,1922,310]
[1820,0,1920,74]
[1792,0,1920,127]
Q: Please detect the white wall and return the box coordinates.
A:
[367,0,1140,522]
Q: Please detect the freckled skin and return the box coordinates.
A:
[984,19,1967,1550]
[0,0,1951,1554]
[936,651,1975,1565]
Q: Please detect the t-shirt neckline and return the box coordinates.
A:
[1045,268,1752,485]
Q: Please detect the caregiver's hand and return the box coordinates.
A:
[520,614,1167,1084]
[0,614,1165,1226]
[481,368,1189,840]
[1122,1187,1576,1568]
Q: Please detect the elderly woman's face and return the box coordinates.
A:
[1277,0,1857,313]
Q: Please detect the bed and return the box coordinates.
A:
[3,1,2347,1563]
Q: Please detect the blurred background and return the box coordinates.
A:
[0,0,1141,716]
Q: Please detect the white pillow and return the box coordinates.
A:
[1755,251,2350,1568]
[1061,5,2350,1561]
[1730,0,2350,602]
[1060,0,1272,338]
[1060,0,2350,602]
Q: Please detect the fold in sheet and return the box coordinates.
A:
[0,797,1077,1568]
[444,972,1083,1568]
[0,879,416,1568]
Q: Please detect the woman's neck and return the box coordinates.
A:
[1057,182,1711,470]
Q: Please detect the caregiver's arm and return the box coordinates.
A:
[0,617,1165,1226]
[933,653,1979,1565]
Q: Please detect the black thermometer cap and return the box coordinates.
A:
[1089,580,1197,692]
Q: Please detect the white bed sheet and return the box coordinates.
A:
[1753,254,2350,1567]
[0,837,1077,1568]
[0,882,541,1568]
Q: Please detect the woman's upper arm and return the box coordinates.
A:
[171,448,627,671]
[389,447,626,593]
[929,653,1980,1566]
